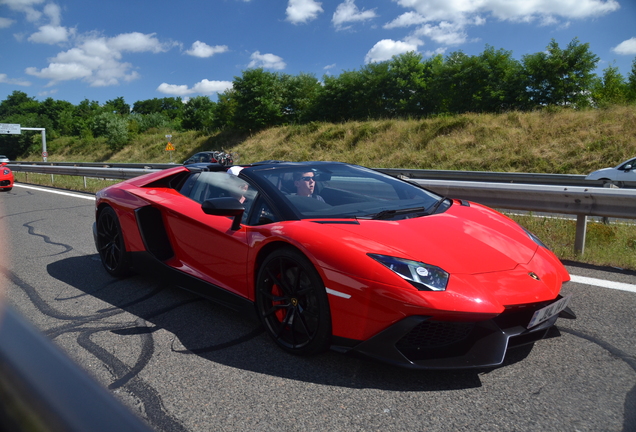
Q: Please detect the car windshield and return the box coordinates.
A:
[250,163,445,220]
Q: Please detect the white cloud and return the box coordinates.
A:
[424,47,447,57]
[414,21,468,45]
[26,62,92,85]
[0,73,31,86]
[42,2,61,26]
[108,32,169,53]
[25,32,174,87]
[19,1,74,44]
[185,41,229,58]
[248,51,286,70]
[389,0,620,47]
[286,0,323,24]
[384,11,426,29]
[157,83,191,96]
[364,39,421,63]
[28,24,73,44]
[612,38,636,55]
[157,79,233,96]
[0,17,15,28]
[0,0,45,22]
[333,0,377,30]
[392,0,619,23]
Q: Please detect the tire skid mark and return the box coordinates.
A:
[560,327,636,371]
[1,263,119,322]
[23,219,73,256]
[171,326,264,355]
[560,326,636,431]
[1,263,189,431]
[76,323,189,432]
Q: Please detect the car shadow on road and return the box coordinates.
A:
[46,254,542,392]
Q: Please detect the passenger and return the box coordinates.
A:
[293,171,325,202]
[227,166,250,204]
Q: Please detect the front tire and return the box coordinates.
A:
[255,248,331,355]
[96,206,130,277]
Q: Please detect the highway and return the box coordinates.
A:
[1,183,635,432]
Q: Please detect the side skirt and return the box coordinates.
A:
[128,251,258,323]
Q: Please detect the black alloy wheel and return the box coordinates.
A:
[96,206,130,277]
[256,248,331,355]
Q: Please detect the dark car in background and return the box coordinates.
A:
[183,151,234,166]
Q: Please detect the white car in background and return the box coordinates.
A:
[586,157,636,187]
[0,155,9,163]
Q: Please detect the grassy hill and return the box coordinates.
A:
[24,105,636,174]
[15,105,636,270]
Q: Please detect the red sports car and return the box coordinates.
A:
[93,161,574,369]
[0,163,13,192]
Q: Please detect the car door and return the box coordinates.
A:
[616,158,636,183]
[152,172,255,299]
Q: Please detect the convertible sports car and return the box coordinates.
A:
[0,163,13,192]
[93,161,574,369]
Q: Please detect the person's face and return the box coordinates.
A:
[295,172,315,196]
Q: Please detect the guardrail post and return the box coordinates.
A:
[574,215,587,255]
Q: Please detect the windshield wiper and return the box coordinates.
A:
[363,206,427,220]
[425,197,448,215]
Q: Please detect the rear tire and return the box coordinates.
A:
[255,248,331,355]
[96,206,130,277]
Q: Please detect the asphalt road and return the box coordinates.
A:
[1,183,635,432]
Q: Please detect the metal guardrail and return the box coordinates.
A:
[8,162,636,254]
[11,164,160,180]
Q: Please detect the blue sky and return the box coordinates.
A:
[1,0,635,106]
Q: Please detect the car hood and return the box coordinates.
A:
[320,205,537,275]
[585,167,615,180]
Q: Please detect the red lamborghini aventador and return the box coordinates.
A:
[93,161,574,369]
[0,163,13,192]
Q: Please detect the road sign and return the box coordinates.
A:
[165,142,175,151]
[0,123,21,134]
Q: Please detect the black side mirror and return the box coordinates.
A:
[201,197,245,230]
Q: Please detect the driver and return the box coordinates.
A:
[293,171,324,202]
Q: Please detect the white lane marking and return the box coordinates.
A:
[15,184,95,201]
[570,275,636,293]
[326,288,351,299]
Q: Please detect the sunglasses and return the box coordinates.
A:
[299,176,315,182]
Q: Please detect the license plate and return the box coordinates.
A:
[527,294,572,329]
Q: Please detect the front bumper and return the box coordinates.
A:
[335,296,575,369]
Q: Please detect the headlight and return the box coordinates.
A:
[368,253,449,291]
[2,169,9,175]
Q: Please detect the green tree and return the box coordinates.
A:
[212,89,237,130]
[591,64,627,107]
[0,90,39,118]
[312,70,366,122]
[132,97,183,120]
[181,96,216,131]
[91,112,130,150]
[72,99,101,137]
[384,52,435,118]
[281,73,321,124]
[232,68,286,130]
[627,58,636,103]
[104,97,130,115]
[522,38,599,108]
